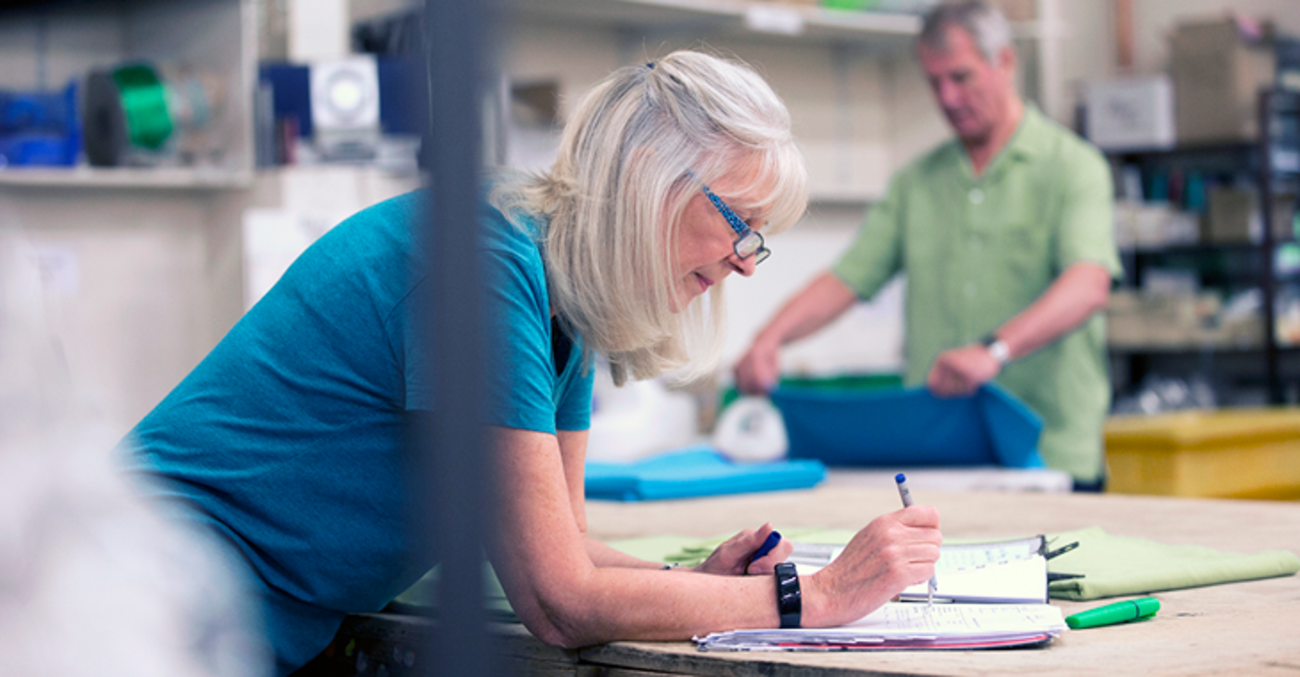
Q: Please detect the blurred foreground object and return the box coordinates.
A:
[0,232,268,677]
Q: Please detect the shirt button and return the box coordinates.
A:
[969,188,984,205]
[964,282,978,298]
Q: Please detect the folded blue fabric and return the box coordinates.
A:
[771,382,1044,468]
[585,447,826,501]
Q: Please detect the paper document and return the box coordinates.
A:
[694,602,1067,651]
[790,536,1048,604]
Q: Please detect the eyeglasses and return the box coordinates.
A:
[695,178,771,265]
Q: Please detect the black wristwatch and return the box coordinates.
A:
[774,562,801,629]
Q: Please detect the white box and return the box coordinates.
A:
[1086,76,1176,151]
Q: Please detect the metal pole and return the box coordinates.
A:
[422,0,500,674]
[1258,89,1282,405]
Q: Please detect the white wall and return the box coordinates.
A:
[0,189,220,434]
[497,18,948,379]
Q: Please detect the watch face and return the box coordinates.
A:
[988,339,1011,365]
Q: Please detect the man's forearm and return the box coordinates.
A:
[991,262,1112,361]
[755,272,860,348]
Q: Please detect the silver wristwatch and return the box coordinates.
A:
[981,333,1011,366]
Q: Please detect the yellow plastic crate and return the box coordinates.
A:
[1105,408,1300,500]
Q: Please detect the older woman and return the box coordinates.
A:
[122,51,941,675]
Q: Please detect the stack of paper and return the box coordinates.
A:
[694,603,1067,651]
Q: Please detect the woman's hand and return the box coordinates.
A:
[693,522,794,576]
[803,506,942,627]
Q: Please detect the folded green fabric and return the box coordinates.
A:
[661,528,859,567]
[389,526,1300,616]
[1045,526,1300,601]
[658,526,1300,601]
[389,564,518,622]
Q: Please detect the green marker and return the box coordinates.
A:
[1065,597,1161,629]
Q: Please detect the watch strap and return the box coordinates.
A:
[774,562,801,629]
[981,333,1011,365]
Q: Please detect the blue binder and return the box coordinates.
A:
[771,382,1044,468]
[585,447,826,501]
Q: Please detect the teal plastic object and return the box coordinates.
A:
[770,382,1045,468]
[585,447,826,501]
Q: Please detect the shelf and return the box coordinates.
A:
[1110,344,1264,355]
[1120,243,1269,256]
[1105,141,1256,158]
[506,0,921,50]
[0,167,253,190]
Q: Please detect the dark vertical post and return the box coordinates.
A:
[422,0,500,674]
[1258,89,1282,405]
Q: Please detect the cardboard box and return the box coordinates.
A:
[988,0,1035,22]
[1169,18,1276,144]
[1086,76,1176,151]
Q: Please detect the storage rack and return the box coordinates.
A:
[1107,88,1300,406]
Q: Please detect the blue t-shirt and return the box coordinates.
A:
[121,191,593,674]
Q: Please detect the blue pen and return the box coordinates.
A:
[749,530,782,566]
[895,473,937,606]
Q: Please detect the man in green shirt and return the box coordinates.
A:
[735,1,1121,490]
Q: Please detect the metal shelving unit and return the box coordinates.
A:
[1107,88,1300,406]
[0,0,256,189]
[506,0,922,50]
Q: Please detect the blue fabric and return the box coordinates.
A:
[119,190,593,675]
[771,383,1044,468]
[585,447,827,501]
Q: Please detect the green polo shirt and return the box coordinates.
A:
[832,106,1121,482]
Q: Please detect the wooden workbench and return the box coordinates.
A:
[573,485,1300,676]
[315,486,1300,676]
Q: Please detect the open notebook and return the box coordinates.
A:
[788,535,1049,604]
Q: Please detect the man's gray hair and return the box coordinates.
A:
[918,1,1013,63]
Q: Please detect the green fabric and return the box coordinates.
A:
[1045,527,1300,601]
[657,527,1299,601]
[661,529,860,566]
[389,564,518,622]
[389,526,1299,616]
[831,106,1122,483]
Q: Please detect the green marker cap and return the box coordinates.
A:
[1066,597,1160,629]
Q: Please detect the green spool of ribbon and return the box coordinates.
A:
[111,64,173,150]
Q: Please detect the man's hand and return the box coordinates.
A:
[926,344,1001,396]
[734,337,782,395]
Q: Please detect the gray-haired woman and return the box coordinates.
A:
[121,50,941,674]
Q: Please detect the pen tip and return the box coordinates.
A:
[895,473,906,483]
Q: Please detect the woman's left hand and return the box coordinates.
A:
[692,522,793,575]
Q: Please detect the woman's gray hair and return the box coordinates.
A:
[492,50,808,385]
[918,1,1012,63]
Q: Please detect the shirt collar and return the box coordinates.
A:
[1002,103,1045,162]
[964,102,1042,182]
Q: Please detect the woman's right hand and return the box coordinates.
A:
[803,506,942,628]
